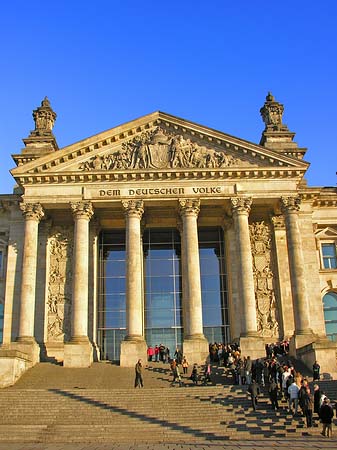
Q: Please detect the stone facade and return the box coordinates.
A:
[0,94,337,386]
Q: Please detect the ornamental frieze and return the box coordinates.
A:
[47,226,73,342]
[79,127,248,171]
[249,221,279,337]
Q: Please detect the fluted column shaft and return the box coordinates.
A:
[18,203,45,341]
[70,201,93,341]
[231,197,258,337]
[123,200,144,340]
[281,196,311,334]
[179,199,204,338]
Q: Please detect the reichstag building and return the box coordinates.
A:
[0,94,336,387]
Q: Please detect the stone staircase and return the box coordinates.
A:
[0,362,336,443]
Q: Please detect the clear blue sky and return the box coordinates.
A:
[1,0,336,193]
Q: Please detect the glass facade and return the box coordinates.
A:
[98,231,127,361]
[143,229,182,353]
[97,227,229,361]
[199,228,230,344]
[323,291,337,342]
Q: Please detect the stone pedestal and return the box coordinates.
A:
[63,340,93,368]
[296,339,337,380]
[289,333,316,357]
[0,340,40,387]
[120,339,147,368]
[239,336,266,361]
[183,337,209,365]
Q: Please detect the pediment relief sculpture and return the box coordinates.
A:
[78,127,249,172]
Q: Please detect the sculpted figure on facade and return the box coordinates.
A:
[32,97,57,135]
[250,221,279,337]
[47,226,73,341]
[79,127,244,171]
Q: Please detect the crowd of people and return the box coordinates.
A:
[141,340,336,437]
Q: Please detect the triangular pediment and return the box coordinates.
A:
[315,227,337,240]
[11,111,309,184]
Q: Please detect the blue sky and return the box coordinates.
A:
[1,0,336,193]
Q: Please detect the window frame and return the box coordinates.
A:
[320,241,337,270]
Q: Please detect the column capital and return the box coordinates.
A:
[280,195,301,214]
[20,202,45,222]
[70,201,94,221]
[271,214,285,230]
[230,197,252,214]
[122,200,144,219]
[178,199,200,217]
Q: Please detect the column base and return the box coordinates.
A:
[0,340,40,387]
[239,336,265,360]
[120,339,147,367]
[183,336,209,365]
[289,331,315,356]
[295,338,337,380]
[63,340,93,368]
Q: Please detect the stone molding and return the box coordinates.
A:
[70,201,94,221]
[178,199,200,217]
[19,202,45,222]
[122,200,144,219]
[230,197,252,214]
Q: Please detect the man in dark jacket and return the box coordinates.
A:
[248,379,260,411]
[320,397,334,437]
[268,379,279,410]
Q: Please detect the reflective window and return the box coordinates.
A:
[199,228,229,343]
[322,243,337,269]
[143,229,182,351]
[323,291,337,342]
[98,231,127,360]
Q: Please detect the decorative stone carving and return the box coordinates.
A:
[79,127,242,171]
[280,196,301,213]
[178,199,200,217]
[260,92,288,131]
[20,202,45,222]
[70,201,94,220]
[122,200,144,219]
[32,97,57,135]
[47,226,73,341]
[271,215,285,230]
[250,221,279,337]
[230,197,252,214]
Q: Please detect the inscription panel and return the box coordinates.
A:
[85,184,234,199]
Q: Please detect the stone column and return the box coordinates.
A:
[179,199,208,364]
[231,197,264,359]
[64,201,94,367]
[120,200,147,367]
[17,203,45,343]
[281,196,313,348]
[231,197,257,336]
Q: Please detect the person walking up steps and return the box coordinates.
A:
[134,359,144,388]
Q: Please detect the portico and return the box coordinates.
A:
[0,94,337,385]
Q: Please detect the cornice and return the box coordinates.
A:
[300,188,337,207]
[13,166,307,186]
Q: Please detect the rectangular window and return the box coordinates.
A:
[322,243,337,269]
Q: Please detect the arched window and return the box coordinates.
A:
[323,292,337,342]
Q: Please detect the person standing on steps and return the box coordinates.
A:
[320,397,334,437]
[248,379,260,411]
[134,359,144,388]
[313,361,320,381]
[182,355,189,374]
